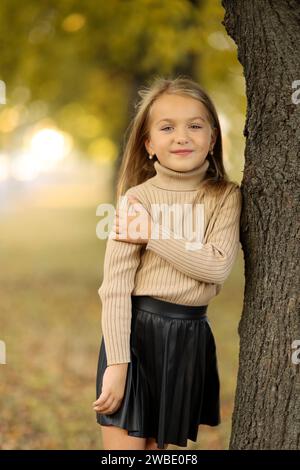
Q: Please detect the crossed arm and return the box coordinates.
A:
[113,187,242,285]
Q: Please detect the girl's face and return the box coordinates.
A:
[145,93,217,172]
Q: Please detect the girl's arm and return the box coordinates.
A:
[98,190,143,366]
[145,186,242,285]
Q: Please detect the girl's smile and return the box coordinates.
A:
[171,149,194,156]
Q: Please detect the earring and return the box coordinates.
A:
[148,153,153,159]
[209,148,214,156]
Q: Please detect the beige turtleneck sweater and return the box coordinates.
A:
[98,159,242,366]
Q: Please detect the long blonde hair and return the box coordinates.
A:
[116,75,236,204]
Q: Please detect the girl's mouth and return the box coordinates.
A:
[171,150,193,156]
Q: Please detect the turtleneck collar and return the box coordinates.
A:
[148,158,210,191]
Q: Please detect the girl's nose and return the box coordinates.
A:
[175,136,189,144]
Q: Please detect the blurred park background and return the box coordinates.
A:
[0,0,246,450]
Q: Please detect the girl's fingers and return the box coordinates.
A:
[93,391,111,407]
[93,396,107,408]
[127,196,141,207]
[94,397,117,414]
[105,401,120,415]
[117,211,132,220]
[103,398,120,415]
[94,402,112,412]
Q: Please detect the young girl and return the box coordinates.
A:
[92,76,242,450]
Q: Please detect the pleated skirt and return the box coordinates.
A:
[95,295,221,449]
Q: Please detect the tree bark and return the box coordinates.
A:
[221,0,300,449]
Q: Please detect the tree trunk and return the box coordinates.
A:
[222,0,300,450]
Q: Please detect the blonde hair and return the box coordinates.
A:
[115,75,237,203]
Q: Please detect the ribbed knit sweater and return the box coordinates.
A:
[98,158,242,366]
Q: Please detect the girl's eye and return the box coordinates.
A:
[161,125,202,131]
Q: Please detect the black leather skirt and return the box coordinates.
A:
[95,295,221,449]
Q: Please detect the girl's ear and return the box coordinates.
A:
[144,138,151,155]
[211,127,218,146]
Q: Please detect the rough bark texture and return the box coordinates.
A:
[222,0,300,450]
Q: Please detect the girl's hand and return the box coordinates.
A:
[111,196,152,244]
[93,363,128,415]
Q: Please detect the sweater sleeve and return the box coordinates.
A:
[145,186,242,285]
[98,190,143,366]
